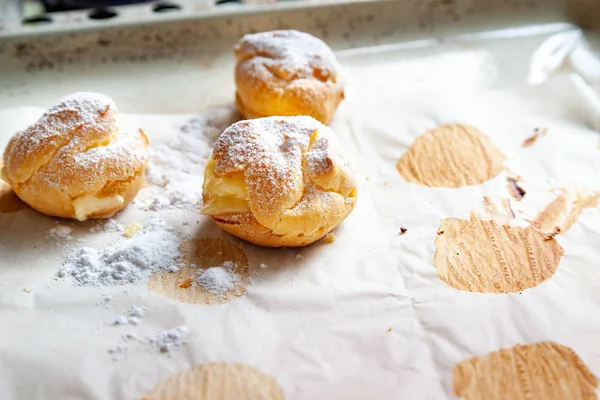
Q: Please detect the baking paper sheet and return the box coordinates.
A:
[1,64,600,399]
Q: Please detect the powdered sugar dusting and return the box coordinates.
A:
[136,108,237,211]
[209,116,349,228]
[47,225,73,241]
[39,128,148,198]
[147,326,190,353]
[57,230,182,286]
[236,30,339,83]
[3,92,148,220]
[90,219,124,233]
[4,92,118,183]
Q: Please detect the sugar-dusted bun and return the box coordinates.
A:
[234,30,344,125]
[201,116,357,247]
[1,92,149,220]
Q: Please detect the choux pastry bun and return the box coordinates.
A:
[1,92,149,221]
[201,116,357,247]
[234,30,344,125]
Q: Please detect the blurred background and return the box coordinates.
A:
[0,0,286,29]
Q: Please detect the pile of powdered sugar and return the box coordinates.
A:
[196,261,241,296]
[136,108,238,211]
[57,230,182,286]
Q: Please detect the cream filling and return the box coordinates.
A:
[72,194,124,221]
[201,158,250,216]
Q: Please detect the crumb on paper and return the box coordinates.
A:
[123,223,143,238]
[436,230,444,235]
[400,227,408,235]
[388,327,392,332]
[322,233,336,243]
[23,287,32,293]
[507,177,526,201]
[536,127,549,136]
[179,278,193,289]
[295,254,302,260]
[365,176,370,181]
[522,127,548,148]
[259,263,267,269]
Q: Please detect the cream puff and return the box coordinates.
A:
[201,116,357,247]
[1,92,149,220]
[234,30,344,125]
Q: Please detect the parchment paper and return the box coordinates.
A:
[1,69,600,399]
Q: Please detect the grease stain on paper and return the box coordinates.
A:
[143,362,285,400]
[453,342,598,400]
[148,238,249,305]
[434,215,563,293]
[397,124,505,188]
[531,188,599,238]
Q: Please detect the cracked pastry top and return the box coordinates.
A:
[201,116,357,247]
[1,92,149,221]
[234,30,344,125]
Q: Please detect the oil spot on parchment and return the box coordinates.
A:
[434,216,563,293]
[148,238,249,305]
[453,342,598,400]
[397,124,505,188]
[143,362,285,400]
[531,189,599,238]
[0,159,29,213]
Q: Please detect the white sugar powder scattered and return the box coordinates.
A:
[57,231,182,286]
[47,225,73,240]
[136,109,237,211]
[108,346,125,355]
[259,263,267,269]
[122,333,138,342]
[128,306,145,318]
[108,306,146,327]
[90,219,124,233]
[295,254,302,260]
[148,326,190,353]
[140,216,173,234]
[196,263,241,296]
[110,316,128,326]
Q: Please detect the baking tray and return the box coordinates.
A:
[1,0,600,112]
[2,0,600,399]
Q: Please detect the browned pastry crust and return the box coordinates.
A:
[1,92,149,220]
[201,116,357,247]
[234,30,344,125]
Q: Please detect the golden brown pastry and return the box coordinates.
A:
[201,116,357,247]
[1,92,149,220]
[234,30,344,125]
